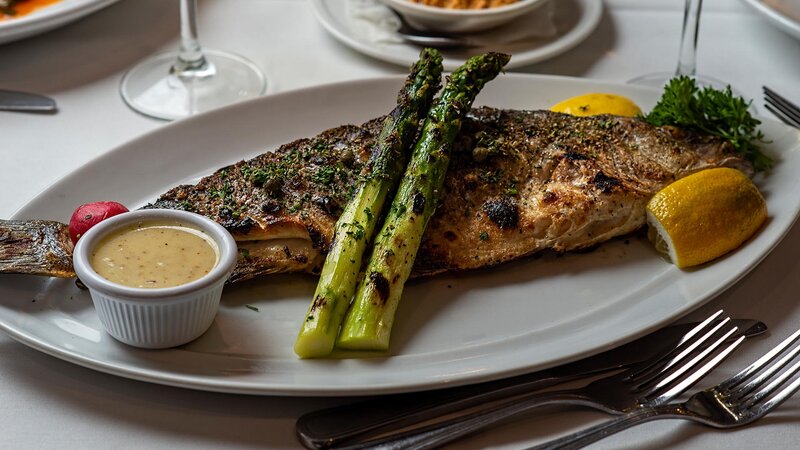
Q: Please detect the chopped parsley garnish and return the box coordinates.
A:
[345,222,365,240]
[312,166,336,185]
[479,231,489,241]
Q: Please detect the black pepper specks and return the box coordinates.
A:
[306,225,326,250]
[314,196,339,216]
[412,192,426,214]
[564,150,589,161]
[261,201,281,214]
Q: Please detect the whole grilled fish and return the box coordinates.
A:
[0,107,752,283]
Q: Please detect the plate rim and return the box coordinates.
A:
[740,0,800,40]
[0,0,119,44]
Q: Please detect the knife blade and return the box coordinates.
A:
[0,89,57,112]
[296,319,766,449]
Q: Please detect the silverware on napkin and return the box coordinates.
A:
[0,89,57,112]
[296,318,766,449]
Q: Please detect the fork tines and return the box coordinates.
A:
[629,311,747,405]
[717,327,800,413]
[764,86,800,128]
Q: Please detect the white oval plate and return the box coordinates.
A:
[741,0,800,40]
[0,0,118,45]
[311,0,602,70]
[3,74,800,396]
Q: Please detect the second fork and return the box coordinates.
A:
[533,327,800,449]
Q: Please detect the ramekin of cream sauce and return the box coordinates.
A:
[73,209,237,349]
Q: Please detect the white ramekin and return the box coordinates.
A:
[73,209,237,349]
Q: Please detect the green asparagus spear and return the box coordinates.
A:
[337,52,511,351]
[294,49,444,358]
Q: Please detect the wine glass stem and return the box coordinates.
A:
[174,0,211,76]
[675,0,702,77]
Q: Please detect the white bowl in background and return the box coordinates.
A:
[73,209,237,349]
[382,0,549,34]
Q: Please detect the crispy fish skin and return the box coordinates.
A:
[147,121,380,283]
[416,108,753,274]
[0,219,74,278]
[0,108,753,282]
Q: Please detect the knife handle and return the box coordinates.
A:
[0,89,57,112]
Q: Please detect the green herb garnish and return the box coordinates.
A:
[643,76,771,171]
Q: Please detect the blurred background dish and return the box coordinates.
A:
[381,0,549,33]
[741,0,800,40]
[0,0,118,44]
[312,0,602,71]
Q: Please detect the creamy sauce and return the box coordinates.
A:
[91,220,219,289]
[0,0,62,21]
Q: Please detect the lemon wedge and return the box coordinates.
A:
[550,93,642,117]
[646,167,767,269]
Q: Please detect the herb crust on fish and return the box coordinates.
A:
[0,107,752,282]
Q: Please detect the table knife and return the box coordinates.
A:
[296,319,766,449]
[0,89,57,112]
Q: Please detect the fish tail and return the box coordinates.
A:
[0,219,75,278]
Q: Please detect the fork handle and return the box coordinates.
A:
[335,389,597,450]
[296,369,578,448]
[529,405,683,450]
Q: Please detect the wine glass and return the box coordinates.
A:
[628,0,728,89]
[120,0,266,120]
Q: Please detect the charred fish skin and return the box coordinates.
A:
[147,120,385,283]
[0,108,752,282]
[415,108,752,274]
[0,219,74,278]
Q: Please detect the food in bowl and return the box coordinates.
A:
[411,0,518,9]
[72,209,237,349]
[382,0,547,33]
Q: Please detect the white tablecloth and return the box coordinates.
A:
[2,0,800,448]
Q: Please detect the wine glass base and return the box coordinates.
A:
[628,72,737,94]
[120,49,266,121]
[627,72,755,112]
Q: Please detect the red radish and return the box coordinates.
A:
[69,201,129,244]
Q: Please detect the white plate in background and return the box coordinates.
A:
[0,0,118,45]
[311,0,602,70]
[741,0,800,40]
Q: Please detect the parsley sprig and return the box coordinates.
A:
[643,76,772,172]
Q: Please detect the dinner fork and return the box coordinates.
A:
[764,86,800,128]
[332,311,748,449]
[532,327,800,449]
